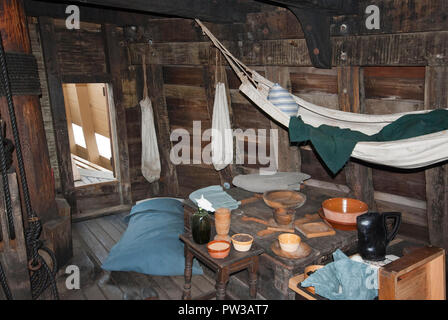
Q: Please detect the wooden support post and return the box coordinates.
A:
[147,63,180,196]
[265,66,301,172]
[0,2,57,222]
[202,58,235,185]
[0,173,32,300]
[42,197,72,268]
[338,66,376,210]
[38,16,76,211]
[102,24,132,205]
[424,65,448,252]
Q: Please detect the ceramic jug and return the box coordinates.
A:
[356,212,401,261]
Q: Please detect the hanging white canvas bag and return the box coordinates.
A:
[211,82,233,171]
[140,56,161,182]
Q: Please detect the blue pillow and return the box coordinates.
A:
[102,198,203,276]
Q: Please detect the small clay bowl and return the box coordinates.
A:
[207,240,231,259]
[278,233,301,253]
[231,233,254,252]
[322,198,368,225]
[304,265,324,294]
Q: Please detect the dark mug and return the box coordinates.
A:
[357,212,401,261]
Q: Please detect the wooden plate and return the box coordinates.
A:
[318,208,357,231]
[294,214,336,238]
[271,240,312,259]
[263,190,306,209]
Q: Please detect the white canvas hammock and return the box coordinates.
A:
[195,19,448,170]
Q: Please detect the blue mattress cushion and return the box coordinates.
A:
[102,198,203,276]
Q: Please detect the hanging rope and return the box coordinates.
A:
[195,19,397,125]
[0,120,16,241]
[0,34,58,300]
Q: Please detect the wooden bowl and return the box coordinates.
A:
[207,240,231,259]
[231,233,254,252]
[278,233,301,253]
[263,190,306,210]
[322,198,368,225]
[304,265,324,294]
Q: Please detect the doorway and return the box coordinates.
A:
[62,83,116,187]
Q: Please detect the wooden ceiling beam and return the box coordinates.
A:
[32,0,258,23]
[25,0,158,25]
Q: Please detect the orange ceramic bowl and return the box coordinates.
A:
[207,240,231,259]
[322,198,368,225]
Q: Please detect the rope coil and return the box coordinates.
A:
[0,34,59,300]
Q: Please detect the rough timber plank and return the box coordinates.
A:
[424,65,448,252]
[103,24,132,205]
[131,31,448,67]
[338,66,376,211]
[147,64,179,196]
[151,276,183,300]
[38,16,76,209]
[82,283,107,300]
[74,222,109,265]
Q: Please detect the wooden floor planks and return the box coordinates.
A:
[56,212,215,300]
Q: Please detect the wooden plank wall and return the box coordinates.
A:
[125,0,448,242]
[28,18,136,215]
[28,19,61,192]
[29,1,447,245]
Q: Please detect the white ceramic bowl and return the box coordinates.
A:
[231,233,254,252]
[278,233,301,253]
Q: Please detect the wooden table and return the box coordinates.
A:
[183,186,359,300]
[179,233,264,300]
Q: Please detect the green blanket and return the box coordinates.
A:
[288,109,448,174]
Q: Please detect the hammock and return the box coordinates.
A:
[195,19,448,170]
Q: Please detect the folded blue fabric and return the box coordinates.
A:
[301,249,377,300]
[189,185,239,211]
[102,198,203,276]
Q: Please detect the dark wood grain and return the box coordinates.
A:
[424,65,448,252]
[147,63,179,196]
[338,66,376,210]
[103,24,132,205]
[0,8,57,222]
[38,17,76,211]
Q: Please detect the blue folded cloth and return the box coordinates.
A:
[189,185,239,211]
[301,249,378,300]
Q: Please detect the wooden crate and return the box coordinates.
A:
[379,246,445,300]
[289,246,446,300]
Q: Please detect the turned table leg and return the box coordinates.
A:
[216,268,230,300]
[182,246,194,300]
[248,256,259,298]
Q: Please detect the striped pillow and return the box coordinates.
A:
[267,83,299,117]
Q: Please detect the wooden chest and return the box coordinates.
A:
[289,245,446,300]
[183,187,358,300]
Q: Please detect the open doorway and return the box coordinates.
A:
[62,83,116,187]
